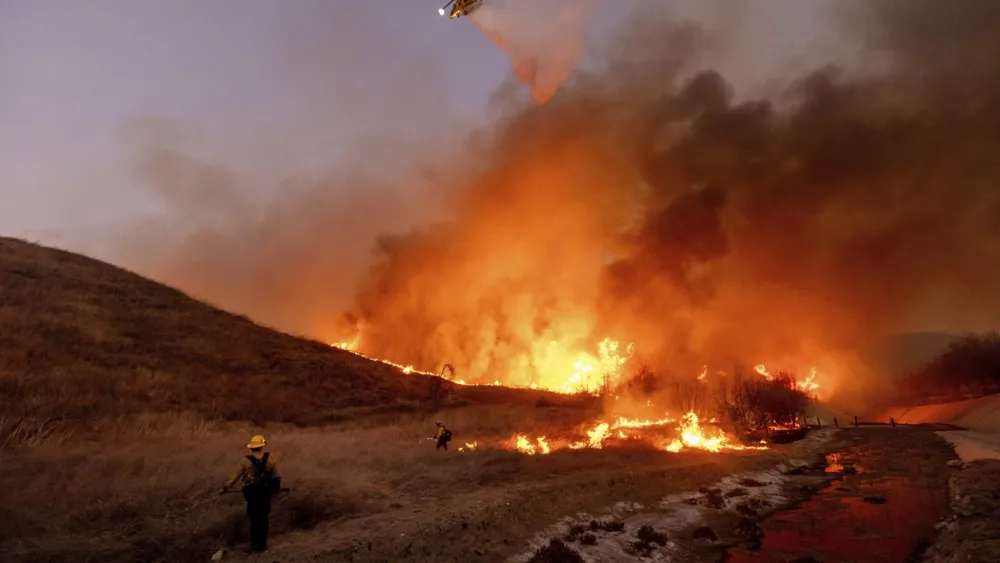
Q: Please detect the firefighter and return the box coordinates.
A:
[434,420,452,451]
[219,434,281,554]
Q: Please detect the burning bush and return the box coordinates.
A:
[614,362,811,436]
[717,367,812,434]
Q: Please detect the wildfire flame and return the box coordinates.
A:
[610,415,677,429]
[662,412,765,453]
[332,335,824,456]
[511,435,551,455]
[753,362,824,398]
[753,363,773,380]
[499,410,765,456]
[331,338,435,378]
[334,329,826,401]
[800,367,821,395]
[331,336,633,395]
[571,422,611,449]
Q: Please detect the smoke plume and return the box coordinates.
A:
[341,0,1000,401]
[470,0,600,103]
[128,1,1000,405]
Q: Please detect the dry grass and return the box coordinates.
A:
[0,407,512,559]
[0,236,594,446]
[0,406,765,562]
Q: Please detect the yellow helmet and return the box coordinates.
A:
[246,434,266,449]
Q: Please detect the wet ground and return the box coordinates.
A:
[726,426,956,563]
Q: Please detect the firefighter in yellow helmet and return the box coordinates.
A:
[433,420,452,451]
[219,434,281,554]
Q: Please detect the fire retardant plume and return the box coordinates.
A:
[470,0,600,103]
[338,0,1000,405]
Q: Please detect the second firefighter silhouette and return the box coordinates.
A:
[433,421,453,451]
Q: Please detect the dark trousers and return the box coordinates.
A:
[436,437,448,450]
[243,487,272,551]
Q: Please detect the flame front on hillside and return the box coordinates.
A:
[331,335,636,394]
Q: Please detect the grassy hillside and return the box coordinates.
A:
[0,236,573,441]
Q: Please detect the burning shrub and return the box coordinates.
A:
[624,361,660,395]
[718,367,811,433]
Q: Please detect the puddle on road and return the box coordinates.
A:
[726,450,949,563]
[823,451,864,474]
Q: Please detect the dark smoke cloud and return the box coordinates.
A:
[340,0,1000,400]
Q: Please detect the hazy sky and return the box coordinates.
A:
[1,0,844,262]
[0,0,501,251]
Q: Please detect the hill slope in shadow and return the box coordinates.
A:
[0,236,566,432]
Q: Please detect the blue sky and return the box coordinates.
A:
[1,0,845,260]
